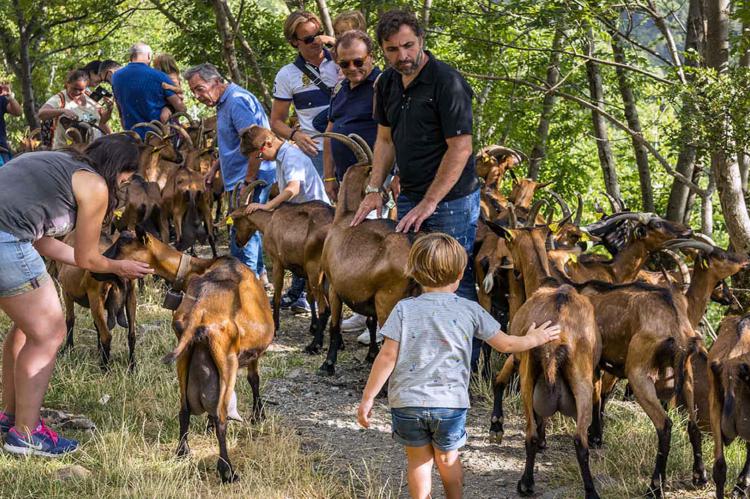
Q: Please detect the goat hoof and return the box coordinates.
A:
[219,467,240,484]
[536,438,547,451]
[488,430,503,445]
[644,483,663,499]
[304,343,321,355]
[517,479,534,497]
[176,443,190,458]
[588,435,603,449]
[692,470,708,487]
[731,485,748,498]
[318,361,335,376]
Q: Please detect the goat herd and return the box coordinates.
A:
[28,118,750,498]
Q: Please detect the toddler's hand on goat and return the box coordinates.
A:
[357,398,374,428]
[527,321,561,346]
[116,260,154,279]
[244,203,265,214]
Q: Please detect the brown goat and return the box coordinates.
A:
[160,165,217,256]
[488,221,601,499]
[133,121,181,190]
[113,174,165,238]
[230,181,334,342]
[709,313,750,498]
[99,227,274,483]
[317,133,416,375]
[57,231,136,370]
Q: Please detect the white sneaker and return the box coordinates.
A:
[341,313,368,332]
[357,328,384,345]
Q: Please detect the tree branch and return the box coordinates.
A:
[463,71,708,197]
[426,28,676,85]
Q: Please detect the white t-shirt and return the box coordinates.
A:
[275,141,330,204]
[272,50,340,150]
[43,91,102,149]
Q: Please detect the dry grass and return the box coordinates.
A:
[0,279,355,498]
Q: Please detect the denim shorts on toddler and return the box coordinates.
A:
[391,407,468,451]
[0,230,49,297]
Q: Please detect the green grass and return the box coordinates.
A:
[0,280,353,498]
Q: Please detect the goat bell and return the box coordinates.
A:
[163,289,184,310]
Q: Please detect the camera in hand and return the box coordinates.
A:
[90,85,113,102]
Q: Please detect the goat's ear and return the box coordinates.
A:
[487,221,515,242]
[634,225,647,239]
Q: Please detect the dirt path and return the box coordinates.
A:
[262,312,574,499]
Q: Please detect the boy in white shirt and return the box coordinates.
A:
[240,125,330,212]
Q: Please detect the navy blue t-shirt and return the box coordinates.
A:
[328,67,381,180]
[111,62,175,138]
[0,96,9,150]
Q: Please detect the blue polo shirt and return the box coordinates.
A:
[328,67,381,180]
[216,83,274,191]
[111,62,175,138]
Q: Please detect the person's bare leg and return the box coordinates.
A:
[405,444,435,499]
[434,448,463,499]
[2,324,26,414]
[0,280,66,433]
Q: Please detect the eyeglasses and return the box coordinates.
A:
[338,58,367,69]
[296,31,323,45]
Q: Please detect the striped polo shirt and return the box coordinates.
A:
[272,49,340,150]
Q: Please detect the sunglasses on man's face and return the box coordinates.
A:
[296,31,323,45]
[338,58,367,69]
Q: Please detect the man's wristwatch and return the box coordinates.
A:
[364,185,382,195]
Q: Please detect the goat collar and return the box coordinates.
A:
[173,253,192,291]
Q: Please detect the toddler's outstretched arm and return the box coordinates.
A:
[357,338,399,428]
[486,321,561,353]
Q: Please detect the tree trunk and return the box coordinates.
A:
[610,29,654,211]
[666,0,705,221]
[739,17,750,194]
[11,0,38,128]
[528,29,563,180]
[706,0,750,258]
[422,0,433,31]
[585,26,621,199]
[210,0,244,85]
[315,0,334,37]
[701,166,715,236]
[223,4,273,110]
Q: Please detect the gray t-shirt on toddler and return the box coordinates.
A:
[381,292,501,409]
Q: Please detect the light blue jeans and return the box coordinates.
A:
[229,168,276,277]
[0,230,50,297]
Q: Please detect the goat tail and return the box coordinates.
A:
[162,325,206,364]
[673,336,701,401]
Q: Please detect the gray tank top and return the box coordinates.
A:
[0,151,97,241]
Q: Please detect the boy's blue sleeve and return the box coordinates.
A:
[379,302,403,343]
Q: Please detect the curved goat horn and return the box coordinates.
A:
[585,212,654,231]
[525,199,548,227]
[574,193,583,226]
[168,124,194,149]
[114,130,143,142]
[348,133,374,164]
[150,120,169,136]
[171,112,197,128]
[662,238,716,254]
[602,191,622,214]
[477,145,526,165]
[507,203,519,229]
[695,232,717,247]
[657,248,691,292]
[547,190,571,220]
[65,128,83,143]
[131,122,165,135]
[311,132,368,165]
[242,180,269,205]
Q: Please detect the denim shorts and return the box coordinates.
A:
[391,407,468,451]
[0,230,50,297]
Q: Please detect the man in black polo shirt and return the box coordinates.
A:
[352,10,479,298]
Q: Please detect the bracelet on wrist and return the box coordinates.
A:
[289,129,298,140]
[323,177,337,183]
